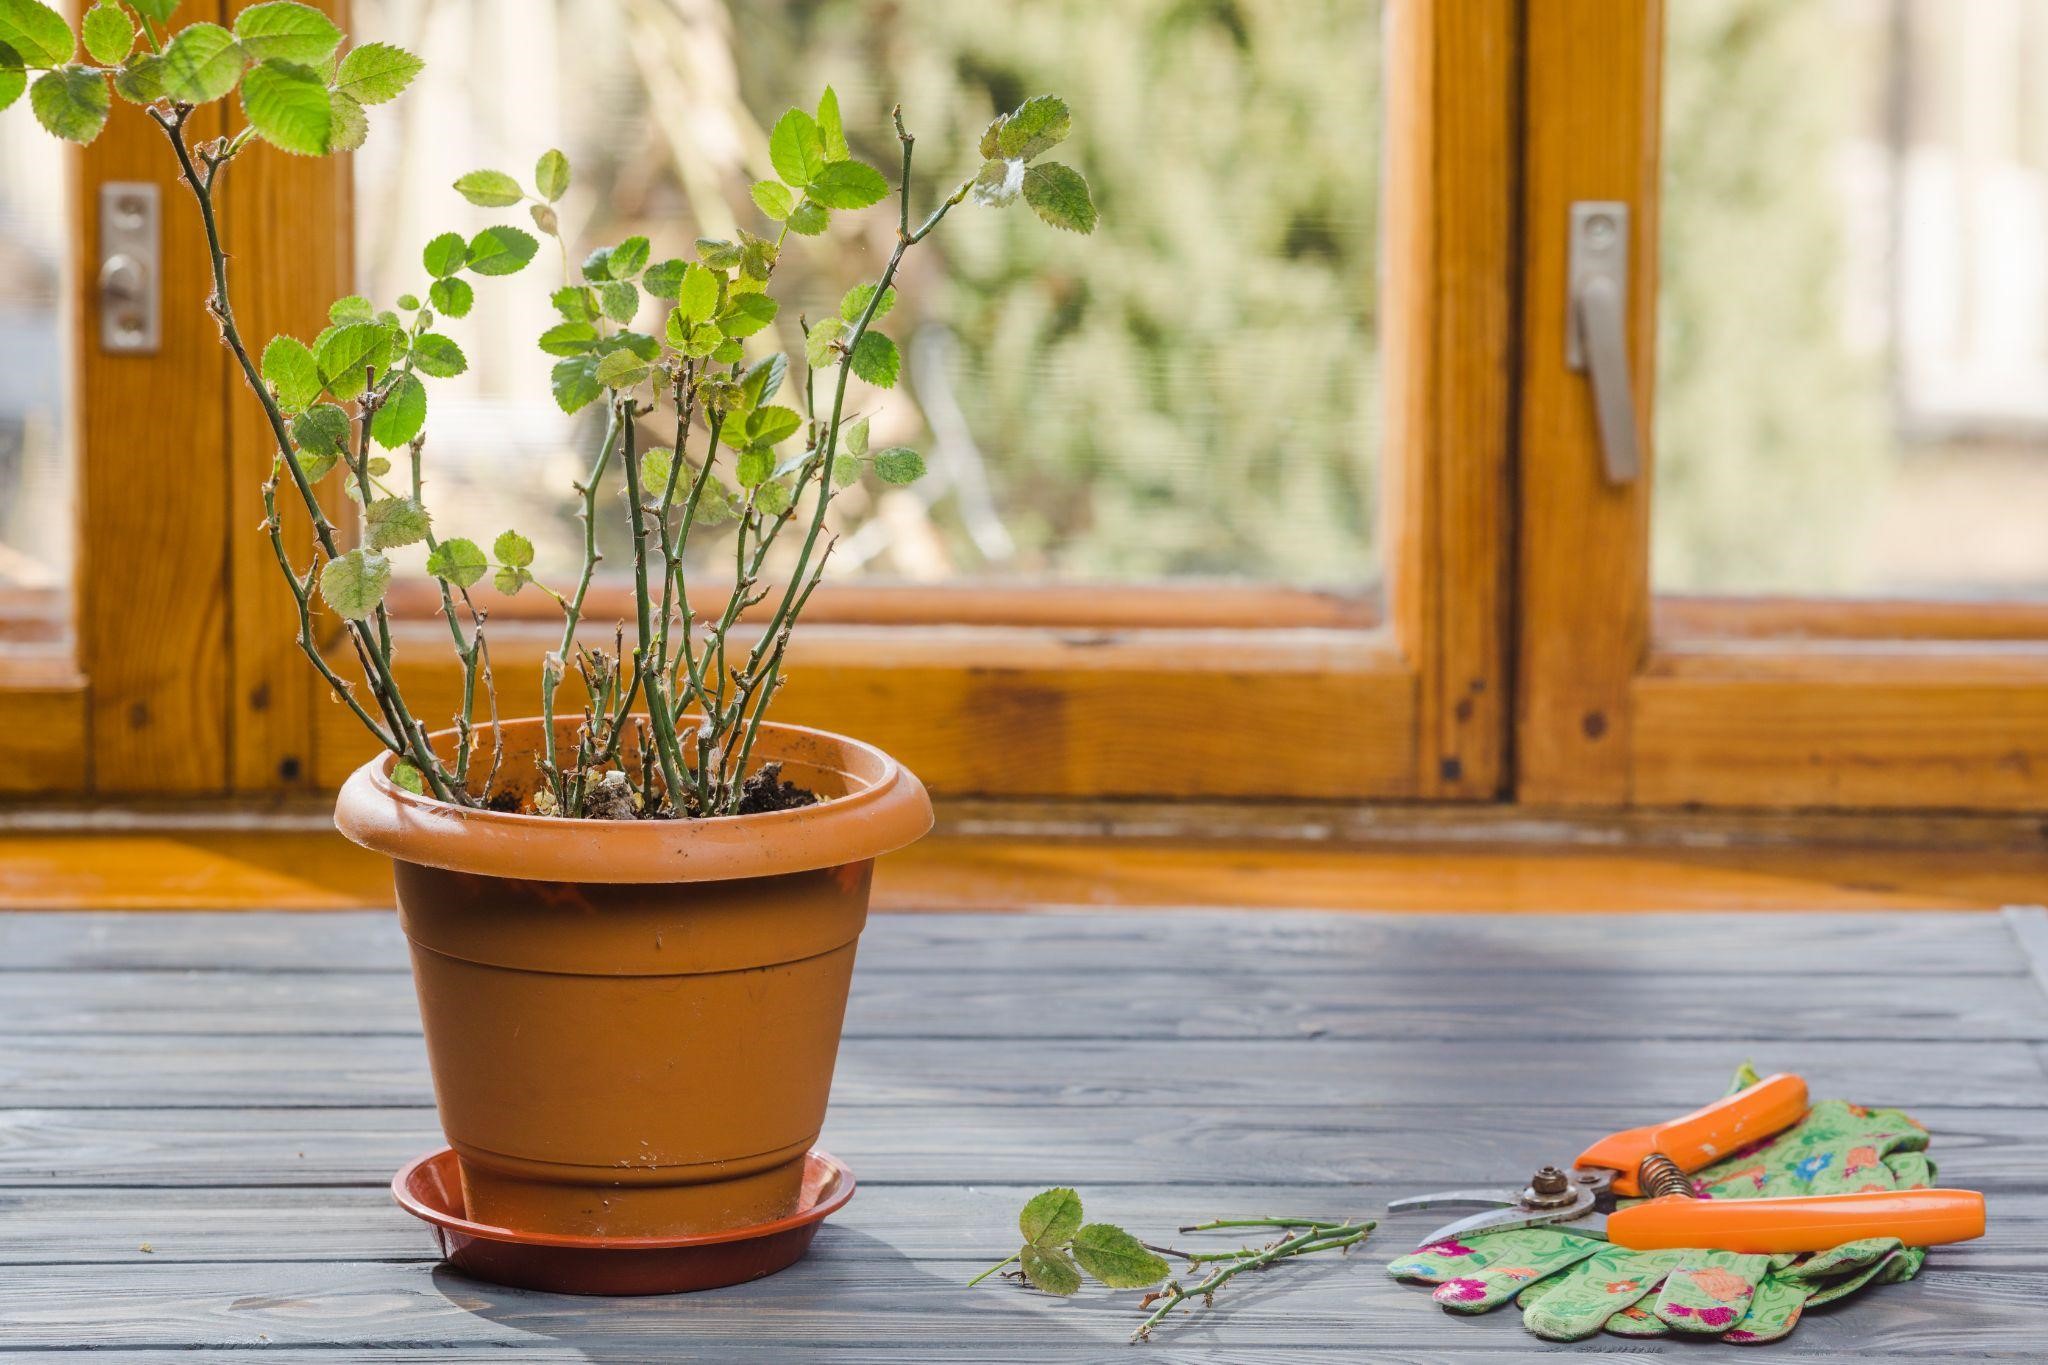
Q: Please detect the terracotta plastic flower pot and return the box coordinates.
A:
[334,716,931,1240]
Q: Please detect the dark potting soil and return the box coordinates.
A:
[734,762,820,815]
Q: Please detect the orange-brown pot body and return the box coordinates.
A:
[334,718,932,1239]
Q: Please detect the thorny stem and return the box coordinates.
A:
[966,1253,1018,1288]
[1131,1221,1375,1344]
[618,400,687,804]
[541,402,624,806]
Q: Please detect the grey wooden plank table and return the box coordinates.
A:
[2,907,2046,1360]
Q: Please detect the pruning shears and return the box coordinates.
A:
[1390,1073,1987,1254]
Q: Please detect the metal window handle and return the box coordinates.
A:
[1566,201,1640,484]
[98,181,160,355]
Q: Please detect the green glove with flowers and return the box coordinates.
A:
[1387,1067,1937,1343]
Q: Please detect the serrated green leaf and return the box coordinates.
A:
[998,95,1071,161]
[978,112,1006,160]
[754,479,793,516]
[735,446,773,489]
[816,85,848,160]
[128,0,179,23]
[370,371,426,448]
[579,245,612,281]
[110,53,163,105]
[746,405,801,448]
[328,295,374,324]
[364,494,430,550]
[493,528,533,567]
[785,199,829,236]
[421,232,466,279]
[769,107,826,188]
[313,321,387,399]
[0,0,73,67]
[750,179,794,221]
[412,333,466,378]
[740,353,787,409]
[842,415,870,458]
[80,4,131,65]
[465,225,537,276]
[641,259,686,301]
[1022,162,1096,234]
[840,284,895,323]
[718,291,777,338]
[546,286,592,323]
[327,88,366,152]
[160,23,243,104]
[808,159,888,210]
[675,320,721,359]
[390,759,424,794]
[453,169,522,208]
[804,316,845,369]
[1019,1244,1082,1297]
[607,235,650,279]
[492,564,531,595]
[673,263,718,325]
[738,231,778,280]
[535,147,569,202]
[291,402,350,461]
[713,337,744,364]
[428,277,473,319]
[550,355,600,413]
[332,41,419,105]
[695,237,741,270]
[1071,1223,1169,1288]
[396,293,420,312]
[599,280,637,324]
[1019,1188,1084,1246]
[233,1,338,64]
[537,321,597,357]
[694,477,738,525]
[594,348,650,390]
[241,58,331,156]
[770,443,813,479]
[970,157,1021,208]
[318,548,390,620]
[850,330,899,388]
[873,446,925,484]
[831,452,861,488]
[425,536,487,589]
[261,334,320,413]
[610,329,660,362]
[30,67,109,143]
[639,446,675,499]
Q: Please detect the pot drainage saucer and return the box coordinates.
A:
[392,1147,855,1296]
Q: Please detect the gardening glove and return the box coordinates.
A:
[1388,1066,1939,1343]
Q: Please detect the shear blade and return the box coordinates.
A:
[1408,1185,1604,1248]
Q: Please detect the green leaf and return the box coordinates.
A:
[740,353,787,409]
[750,179,795,221]
[425,536,487,589]
[1070,1223,1169,1288]
[421,232,467,279]
[260,334,320,413]
[673,263,719,325]
[428,277,473,319]
[1022,162,1096,234]
[610,329,661,361]
[998,95,1071,161]
[318,548,390,620]
[328,295,374,324]
[241,58,331,156]
[550,355,601,414]
[313,321,387,399]
[831,452,860,488]
[735,446,773,489]
[599,280,637,324]
[0,0,73,67]
[1019,1188,1084,1246]
[639,446,675,498]
[291,403,350,463]
[718,292,777,338]
[537,321,597,357]
[326,88,366,152]
[594,348,650,390]
[807,159,888,210]
[534,147,569,202]
[579,245,613,281]
[30,68,109,144]
[332,41,420,105]
[746,405,801,448]
[695,237,741,270]
[128,0,179,22]
[816,85,848,160]
[641,259,687,301]
[769,108,826,188]
[839,284,895,323]
[548,285,595,323]
[396,293,420,312]
[872,446,925,484]
[493,529,533,567]
[607,235,650,279]
[160,23,243,104]
[713,336,744,364]
[493,564,531,596]
[364,494,430,550]
[390,760,425,794]
[1019,1244,1082,1297]
[803,316,844,369]
[978,112,1006,160]
[453,169,523,208]
[693,478,738,526]
[412,333,466,378]
[232,1,339,65]
[80,4,131,65]
[369,371,426,448]
[970,157,1021,208]
[465,225,537,276]
[842,415,870,457]
[737,231,778,280]
[850,331,899,388]
[110,53,163,105]
[785,199,829,236]
[754,479,793,516]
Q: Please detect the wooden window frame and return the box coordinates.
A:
[7,0,1518,806]
[1516,0,2048,813]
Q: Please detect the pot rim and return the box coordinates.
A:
[333,715,933,884]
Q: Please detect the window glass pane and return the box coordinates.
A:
[1657,0,2048,598]
[0,117,71,616]
[354,0,1381,590]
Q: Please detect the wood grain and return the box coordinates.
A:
[0,683,90,794]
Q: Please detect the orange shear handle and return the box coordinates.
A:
[1575,1072,1810,1196]
[1608,1188,1986,1253]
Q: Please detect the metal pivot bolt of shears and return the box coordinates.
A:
[1391,1073,1988,1255]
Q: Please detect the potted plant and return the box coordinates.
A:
[7,0,1092,1250]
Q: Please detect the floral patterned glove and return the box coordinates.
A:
[1388,1067,1938,1343]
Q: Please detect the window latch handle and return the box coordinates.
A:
[1566,201,1640,485]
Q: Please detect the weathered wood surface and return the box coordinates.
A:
[1,909,2044,1359]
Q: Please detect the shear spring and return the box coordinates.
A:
[1638,1153,1692,1200]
